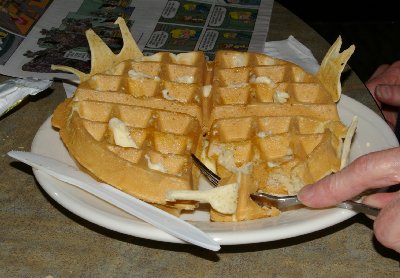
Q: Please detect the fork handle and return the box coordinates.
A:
[337,200,380,217]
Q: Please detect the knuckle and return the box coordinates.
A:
[383,149,400,184]
[351,155,371,177]
[326,175,342,203]
[352,148,400,186]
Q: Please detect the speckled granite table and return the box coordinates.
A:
[1,2,399,277]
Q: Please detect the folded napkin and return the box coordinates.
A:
[263,35,320,74]
[0,78,52,116]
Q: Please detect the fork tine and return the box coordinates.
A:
[190,153,221,187]
[197,169,219,186]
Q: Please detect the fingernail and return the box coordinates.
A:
[375,85,391,99]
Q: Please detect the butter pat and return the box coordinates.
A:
[249,75,274,85]
[202,85,212,97]
[176,75,195,84]
[256,131,272,138]
[128,69,160,80]
[108,118,138,148]
[144,154,167,173]
[162,89,176,101]
[273,91,289,103]
[231,54,247,67]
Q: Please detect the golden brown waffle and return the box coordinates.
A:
[52,18,355,222]
[194,51,352,222]
[52,52,211,214]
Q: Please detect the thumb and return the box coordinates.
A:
[298,148,400,208]
[373,195,400,252]
[375,85,400,107]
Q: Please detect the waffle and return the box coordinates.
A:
[198,50,355,222]
[52,54,210,215]
[52,18,356,221]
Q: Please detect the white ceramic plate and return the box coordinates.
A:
[31,95,398,245]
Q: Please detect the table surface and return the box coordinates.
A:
[1,2,399,277]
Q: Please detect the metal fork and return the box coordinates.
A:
[190,153,380,216]
[191,153,220,187]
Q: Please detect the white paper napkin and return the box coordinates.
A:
[0,78,52,116]
[263,35,320,74]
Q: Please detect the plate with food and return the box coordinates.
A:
[31,18,398,245]
[31,93,398,245]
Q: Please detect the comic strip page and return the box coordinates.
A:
[0,0,53,36]
[0,0,273,80]
[0,28,23,65]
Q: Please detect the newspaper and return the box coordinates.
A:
[0,0,274,81]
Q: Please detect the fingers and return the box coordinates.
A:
[374,196,400,252]
[297,146,400,253]
[366,64,390,89]
[374,85,400,129]
[298,148,400,208]
[385,113,398,130]
[363,192,399,208]
[370,64,390,79]
[375,85,400,107]
[381,110,398,130]
[366,62,400,95]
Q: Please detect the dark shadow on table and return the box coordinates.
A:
[276,0,400,82]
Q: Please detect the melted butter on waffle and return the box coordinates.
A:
[52,18,356,222]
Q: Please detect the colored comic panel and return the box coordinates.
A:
[143,49,181,56]
[160,0,211,27]
[21,0,135,73]
[208,5,257,30]
[217,0,261,5]
[145,23,202,52]
[0,28,23,65]
[76,0,134,20]
[22,30,92,73]
[22,26,125,73]
[59,12,132,38]
[198,29,251,52]
[0,0,53,36]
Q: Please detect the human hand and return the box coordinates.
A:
[365,61,400,129]
[298,147,400,253]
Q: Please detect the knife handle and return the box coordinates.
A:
[338,200,380,217]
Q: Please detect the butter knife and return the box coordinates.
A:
[8,151,220,251]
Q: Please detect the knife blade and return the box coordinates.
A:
[8,151,220,251]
